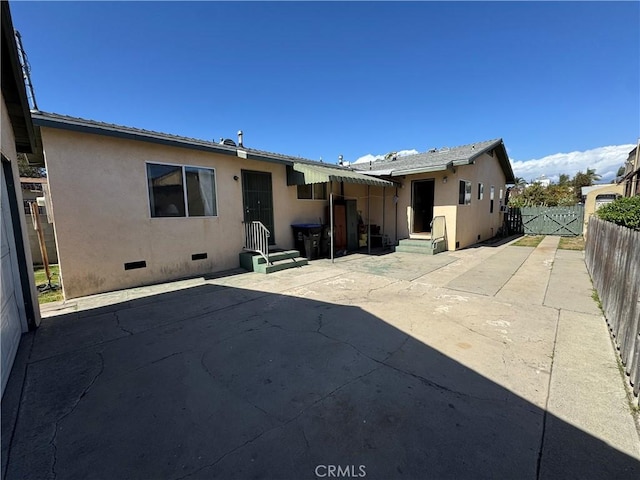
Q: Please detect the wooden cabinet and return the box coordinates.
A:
[327,204,347,252]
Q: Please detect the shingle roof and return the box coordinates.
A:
[353,138,515,182]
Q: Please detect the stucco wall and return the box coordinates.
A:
[1,93,40,326]
[379,152,507,251]
[41,128,327,298]
[583,183,624,236]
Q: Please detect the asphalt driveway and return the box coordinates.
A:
[2,236,639,479]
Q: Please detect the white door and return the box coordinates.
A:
[1,162,28,397]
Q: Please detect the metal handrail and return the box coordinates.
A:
[243,221,271,265]
[430,216,446,249]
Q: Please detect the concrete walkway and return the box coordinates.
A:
[2,237,639,479]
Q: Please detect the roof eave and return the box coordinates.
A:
[390,164,449,176]
[32,113,243,159]
[2,2,37,154]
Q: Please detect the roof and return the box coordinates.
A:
[287,163,394,187]
[31,111,394,187]
[353,138,515,183]
[1,2,37,154]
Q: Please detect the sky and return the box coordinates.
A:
[10,1,640,183]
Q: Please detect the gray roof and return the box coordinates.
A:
[353,138,515,182]
[30,111,395,186]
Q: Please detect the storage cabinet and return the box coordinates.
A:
[327,200,359,253]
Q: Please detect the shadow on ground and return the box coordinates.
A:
[2,283,638,480]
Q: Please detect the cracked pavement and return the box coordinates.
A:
[2,236,640,479]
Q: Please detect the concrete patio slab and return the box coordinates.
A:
[2,237,639,480]
[446,246,534,296]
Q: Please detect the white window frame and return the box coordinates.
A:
[459,180,472,205]
[146,161,219,219]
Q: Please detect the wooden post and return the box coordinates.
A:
[30,201,51,285]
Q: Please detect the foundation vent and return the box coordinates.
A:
[192,253,208,261]
[124,261,146,270]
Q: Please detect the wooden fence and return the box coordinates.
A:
[521,206,584,236]
[585,217,640,397]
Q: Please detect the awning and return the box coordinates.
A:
[287,163,395,187]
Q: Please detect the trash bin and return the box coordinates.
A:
[291,224,324,260]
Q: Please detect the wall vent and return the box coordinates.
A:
[124,261,146,270]
[192,253,207,261]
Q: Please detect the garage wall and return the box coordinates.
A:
[1,93,41,397]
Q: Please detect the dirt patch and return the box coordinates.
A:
[511,235,544,247]
[558,236,585,250]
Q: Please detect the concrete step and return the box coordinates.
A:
[395,240,446,255]
[255,250,301,265]
[240,250,308,273]
[398,239,434,247]
[255,256,309,274]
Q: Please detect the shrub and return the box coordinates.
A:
[596,196,640,230]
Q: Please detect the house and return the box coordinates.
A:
[20,177,58,264]
[352,139,515,251]
[581,183,624,236]
[31,112,394,299]
[618,144,639,197]
[532,174,551,188]
[34,115,514,299]
[1,1,42,396]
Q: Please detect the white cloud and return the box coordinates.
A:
[511,144,634,184]
[352,149,419,165]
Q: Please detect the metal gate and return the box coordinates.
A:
[241,170,275,245]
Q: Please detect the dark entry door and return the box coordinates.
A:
[242,170,275,244]
[412,180,435,233]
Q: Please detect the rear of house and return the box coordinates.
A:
[353,139,515,251]
[33,112,392,298]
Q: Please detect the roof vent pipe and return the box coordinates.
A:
[237,130,243,147]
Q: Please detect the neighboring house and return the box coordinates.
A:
[1,2,42,396]
[353,139,515,251]
[20,177,58,264]
[31,112,393,299]
[581,184,624,236]
[618,145,639,197]
[533,174,551,188]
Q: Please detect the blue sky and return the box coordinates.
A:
[11,1,640,182]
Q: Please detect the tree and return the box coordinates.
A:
[558,173,571,186]
[17,153,45,178]
[616,165,626,178]
[572,168,601,201]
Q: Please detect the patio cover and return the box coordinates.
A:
[287,163,395,187]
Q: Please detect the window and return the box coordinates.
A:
[458,180,471,205]
[297,183,327,200]
[147,163,217,217]
[478,183,484,200]
[490,185,495,213]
